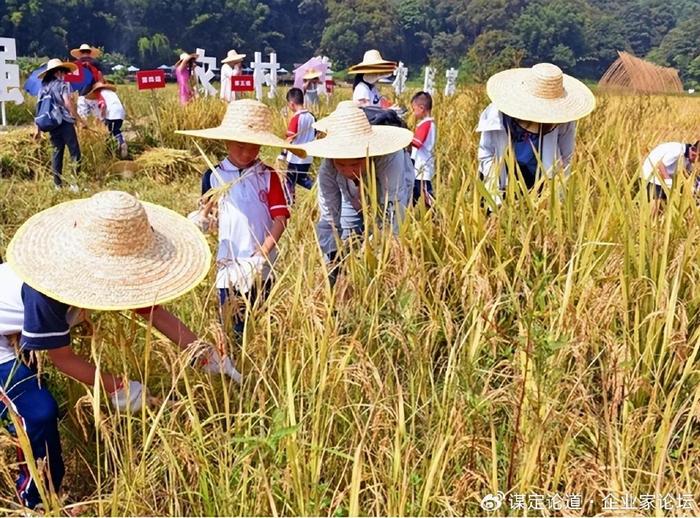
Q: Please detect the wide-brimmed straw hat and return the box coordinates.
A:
[70,43,102,59]
[303,68,322,80]
[37,58,78,79]
[222,49,246,64]
[486,63,596,124]
[176,99,306,157]
[349,50,397,72]
[300,101,412,159]
[85,81,117,100]
[175,52,198,66]
[6,191,211,311]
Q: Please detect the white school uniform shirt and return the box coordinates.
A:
[0,264,25,364]
[99,89,126,120]
[211,158,290,289]
[411,116,437,181]
[641,142,690,187]
[286,109,315,165]
[352,82,381,106]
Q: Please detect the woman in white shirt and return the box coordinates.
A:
[348,49,396,106]
[220,49,246,102]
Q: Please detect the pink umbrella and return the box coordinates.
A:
[293,57,330,89]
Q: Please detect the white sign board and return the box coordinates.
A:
[444,67,458,96]
[0,37,23,126]
[393,61,408,95]
[423,66,436,95]
[250,51,280,101]
[195,47,218,96]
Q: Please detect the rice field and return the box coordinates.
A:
[1,85,700,516]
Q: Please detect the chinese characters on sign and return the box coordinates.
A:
[231,75,254,92]
[0,37,23,126]
[136,70,166,90]
[195,48,217,96]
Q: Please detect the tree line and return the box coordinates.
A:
[1,0,699,87]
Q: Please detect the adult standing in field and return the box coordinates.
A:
[300,101,413,272]
[33,59,84,190]
[0,191,239,510]
[220,49,246,102]
[70,43,104,119]
[641,140,699,215]
[175,52,198,105]
[349,50,397,107]
[476,63,596,207]
[302,68,322,108]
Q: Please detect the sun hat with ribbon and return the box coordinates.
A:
[222,49,246,64]
[486,63,596,124]
[37,58,78,79]
[85,81,117,100]
[303,68,322,80]
[300,101,412,159]
[176,99,306,157]
[70,43,102,59]
[6,191,211,311]
[175,51,198,66]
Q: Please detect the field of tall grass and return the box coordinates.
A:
[1,85,700,516]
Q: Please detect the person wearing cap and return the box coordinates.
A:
[70,43,104,119]
[0,191,239,510]
[220,49,246,102]
[279,87,316,200]
[178,100,306,337]
[302,68,322,107]
[175,52,198,105]
[85,81,128,159]
[349,50,397,107]
[32,58,84,190]
[299,101,414,275]
[641,140,699,215]
[476,63,596,207]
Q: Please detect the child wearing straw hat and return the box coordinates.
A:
[177,100,306,336]
[299,101,413,274]
[476,63,595,207]
[350,50,397,107]
[70,43,104,119]
[302,68,322,107]
[85,81,128,158]
[0,190,239,510]
[220,49,247,102]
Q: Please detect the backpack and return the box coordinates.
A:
[34,85,63,132]
[361,106,407,129]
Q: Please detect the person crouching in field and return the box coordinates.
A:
[280,87,316,201]
[85,81,128,159]
[410,91,437,207]
[476,63,595,208]
[178,100,306,338]
[0,191,239,510]
[33,59,85,191]
[641,140,699,215]
[300,101,413,281]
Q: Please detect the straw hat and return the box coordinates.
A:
[350,50,397,71]
[300,101,412,159]
[222,49,246,64]
[303,68,322,80]
[176,99,306,157]
[70,43,102,59]
[37,58,78,79]
[175,52,198,66]
[85,81,116,100]
[6,191,211,311]
[486,63,596,124]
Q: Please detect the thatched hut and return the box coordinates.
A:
[599,51,683,94]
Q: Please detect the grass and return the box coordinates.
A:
[1,84,700,516]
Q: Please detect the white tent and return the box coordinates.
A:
[111,64,125,71]
[127,65,140,72]
[157,64,172,70]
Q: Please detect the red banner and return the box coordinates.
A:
[136,70,166,90]
[231,75,254,92]
[325,79,336,93]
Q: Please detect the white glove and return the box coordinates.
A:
[110,380,145,412]
[201,345,242,384]
[223,255,266,294]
